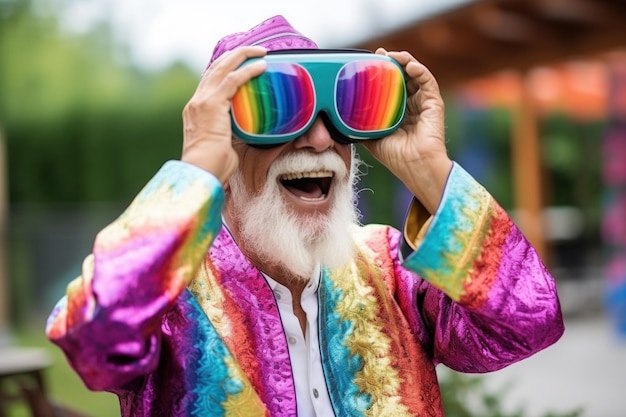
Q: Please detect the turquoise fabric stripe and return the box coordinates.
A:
[139,160,225,245]
[318,268,369,416]
[403,163,488,277]
[139,161,223,200]
[181,290,244,416]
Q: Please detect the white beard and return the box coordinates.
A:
[228,150,361,282]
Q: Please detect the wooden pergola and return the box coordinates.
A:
[354,0,626,259]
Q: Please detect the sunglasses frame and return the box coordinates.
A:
[230,49,407,146]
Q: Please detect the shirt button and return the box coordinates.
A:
[288,336,297,345]
[312,388,319,398]
[274,291,282,300]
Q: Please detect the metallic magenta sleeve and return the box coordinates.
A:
[45,161,225,391]
[401,163,565,372]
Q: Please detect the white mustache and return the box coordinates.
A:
[269,151,349,180]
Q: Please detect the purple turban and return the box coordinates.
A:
[207,15,318,67]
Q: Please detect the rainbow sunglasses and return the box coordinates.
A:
[231,49,407,146]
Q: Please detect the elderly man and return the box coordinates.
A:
[46,15,564,417]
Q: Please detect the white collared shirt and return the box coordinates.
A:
[263,266,335,417]
[221,218,334,415]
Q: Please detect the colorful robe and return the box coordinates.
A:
[46,161,564,416]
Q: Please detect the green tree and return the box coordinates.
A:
[1,0,199,204]
[439,370,584,417]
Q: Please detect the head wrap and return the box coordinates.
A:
[207,15,318,67]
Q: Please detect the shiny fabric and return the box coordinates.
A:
[46,161,564,416]
[207,15,318,67]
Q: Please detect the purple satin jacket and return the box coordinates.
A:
[46,161,565,416]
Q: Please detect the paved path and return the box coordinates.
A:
[462,314,626,417]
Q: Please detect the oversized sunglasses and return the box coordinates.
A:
[230,49,407,146]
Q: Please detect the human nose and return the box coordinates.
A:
[292,117,334,152]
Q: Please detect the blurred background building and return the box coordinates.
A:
[1,0,625,416]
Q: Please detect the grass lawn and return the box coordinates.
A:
[9,318,119,417]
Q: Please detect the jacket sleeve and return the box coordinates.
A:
[400,162,565,373]
[45,161,224,391]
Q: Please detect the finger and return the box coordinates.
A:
[404,60,441,99]
[219,59,267,99]
[382,51,431,95]
[191,50,268,111]
[198,46,267,89]
[381,52,444,122]
[393,58,441,106]
[374,47,388,56]
[384,50,417,66]
[209,46,267,75]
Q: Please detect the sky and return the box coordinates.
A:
[56,0,473,71]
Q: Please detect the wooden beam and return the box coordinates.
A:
[352,0,626,88]
[529,0,623,24]
[511,72,547,261]
[469,2,538,43]
[0,126,8,336]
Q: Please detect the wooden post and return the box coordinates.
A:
[511,71,547,261]
[0,126,8,339]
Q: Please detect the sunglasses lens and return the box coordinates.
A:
[232,63,315,137]
[335,60,405,133]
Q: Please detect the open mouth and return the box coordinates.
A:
[279,170,333,201]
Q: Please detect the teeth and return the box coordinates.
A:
[280,170,333,181]
[300,196,325,202]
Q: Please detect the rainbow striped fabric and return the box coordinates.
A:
[46,161,564,416]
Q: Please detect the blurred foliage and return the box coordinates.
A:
[0,1,599,416]
[541,113,605,239]
[1,0,608,324]
[353,102,518,228]
[0,0,199,204]
[439,370,584,417]
[0,0,606,223]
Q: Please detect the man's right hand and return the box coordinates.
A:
[181,46,267,184]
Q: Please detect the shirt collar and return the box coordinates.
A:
[263,264,321,295]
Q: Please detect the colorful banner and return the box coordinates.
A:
[603,58,626,337]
